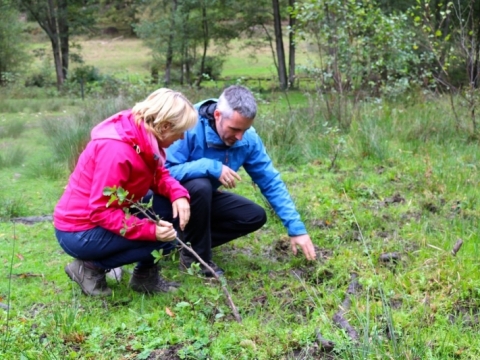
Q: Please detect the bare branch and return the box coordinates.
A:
[451,238,463,256]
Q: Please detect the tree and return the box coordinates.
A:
[18,0,95,89]
[272,0,287,89]
[239,0,295,89]
[412,0,480,134]
[288,0,296,87]
[0,0,29,85]
[136,0,240,87]
[97,0,139,36]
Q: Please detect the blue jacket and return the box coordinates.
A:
[165,99,307,236]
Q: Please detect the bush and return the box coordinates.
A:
[0,195,28,219]
[24,158,68,181]
[41,97,130,171]
[0,145,27,168]
[70,65,103,83]
[0,121,26,139]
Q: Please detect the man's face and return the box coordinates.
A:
[214,109,253,146]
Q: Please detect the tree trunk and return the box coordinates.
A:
[58,0,69,81]
[46,0,64,89]
[165,0,178,85]
[288,0,295,88]
[194,3,209,87]
[471,0,480,87]
[272,0,287,90]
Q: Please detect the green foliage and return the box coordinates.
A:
[0,145,26,168]
[41,97,129,171]
[0,1,29,85]
[0,121,26,139]
[135,0,242,86]
[69,65,103,84]
[2,94,480,357]
[348,114,391,161]
[24,157,68,181]
[0,194,28,219]
[293,0,434,99]
[24,54,56,88]
[96,0,139,36]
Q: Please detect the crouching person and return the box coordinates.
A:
[53,88,197,296]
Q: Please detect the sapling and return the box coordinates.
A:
[103,186,242,323]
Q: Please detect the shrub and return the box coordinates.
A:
[0,195,28,219]
[0,121,26,139]
[0,145,27,168]
[41,97,130,171]
[24,158,68,181]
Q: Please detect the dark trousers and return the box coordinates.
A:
[182,178,267,262]
[55,192,176,269]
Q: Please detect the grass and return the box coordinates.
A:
[1,93,479,359]
[1,37,480,359]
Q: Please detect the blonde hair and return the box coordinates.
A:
[131,88,197,140]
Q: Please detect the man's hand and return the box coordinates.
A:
[219,165,242,189]
[290,234,316,260]
[172,197,190,231]
[155,220,177,242]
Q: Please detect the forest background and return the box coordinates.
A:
[1,0,480,359]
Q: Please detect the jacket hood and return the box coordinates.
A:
[91,109,164,169]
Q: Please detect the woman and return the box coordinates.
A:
[54,88,197,296]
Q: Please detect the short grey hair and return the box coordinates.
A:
[217,85,257,120]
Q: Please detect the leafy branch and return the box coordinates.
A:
[103,186,242,323]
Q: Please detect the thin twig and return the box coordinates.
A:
[451,238,463,256]
[328,145,340,172]
[332,273,361,343]
[175,236,242,323]
[119,195,242,322]
[314,328,335,352]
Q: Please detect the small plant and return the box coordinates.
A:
[0,195,28,220]
[0,145,26,169]
[0,121,26,139]
[41,97,129,171]
[103,185,242,323]
[24,158,68,180]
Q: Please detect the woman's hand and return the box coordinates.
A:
[172,197,190,231]
[155,219,177,242]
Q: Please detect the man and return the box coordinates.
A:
[165,85,316,277]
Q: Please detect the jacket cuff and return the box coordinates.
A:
[287,222,307,237]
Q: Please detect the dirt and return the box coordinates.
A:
[286,345,338,359]
[146,344,183,360]
[448,301,480,327]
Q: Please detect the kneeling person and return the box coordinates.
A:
[165,85,316,277]
[54,88,197,296]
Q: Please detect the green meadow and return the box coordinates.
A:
[0,36,479,359]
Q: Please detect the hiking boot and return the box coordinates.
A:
[65,259,112,296]
[129,265,180,294]
[106,267,123,282]
[179,250,224,278]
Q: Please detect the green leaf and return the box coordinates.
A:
[117,187,129,202]
[175,301,191,308]
[103,186,116,196]
[106,194,118,207]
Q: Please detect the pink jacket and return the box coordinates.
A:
[53,110,189,241]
